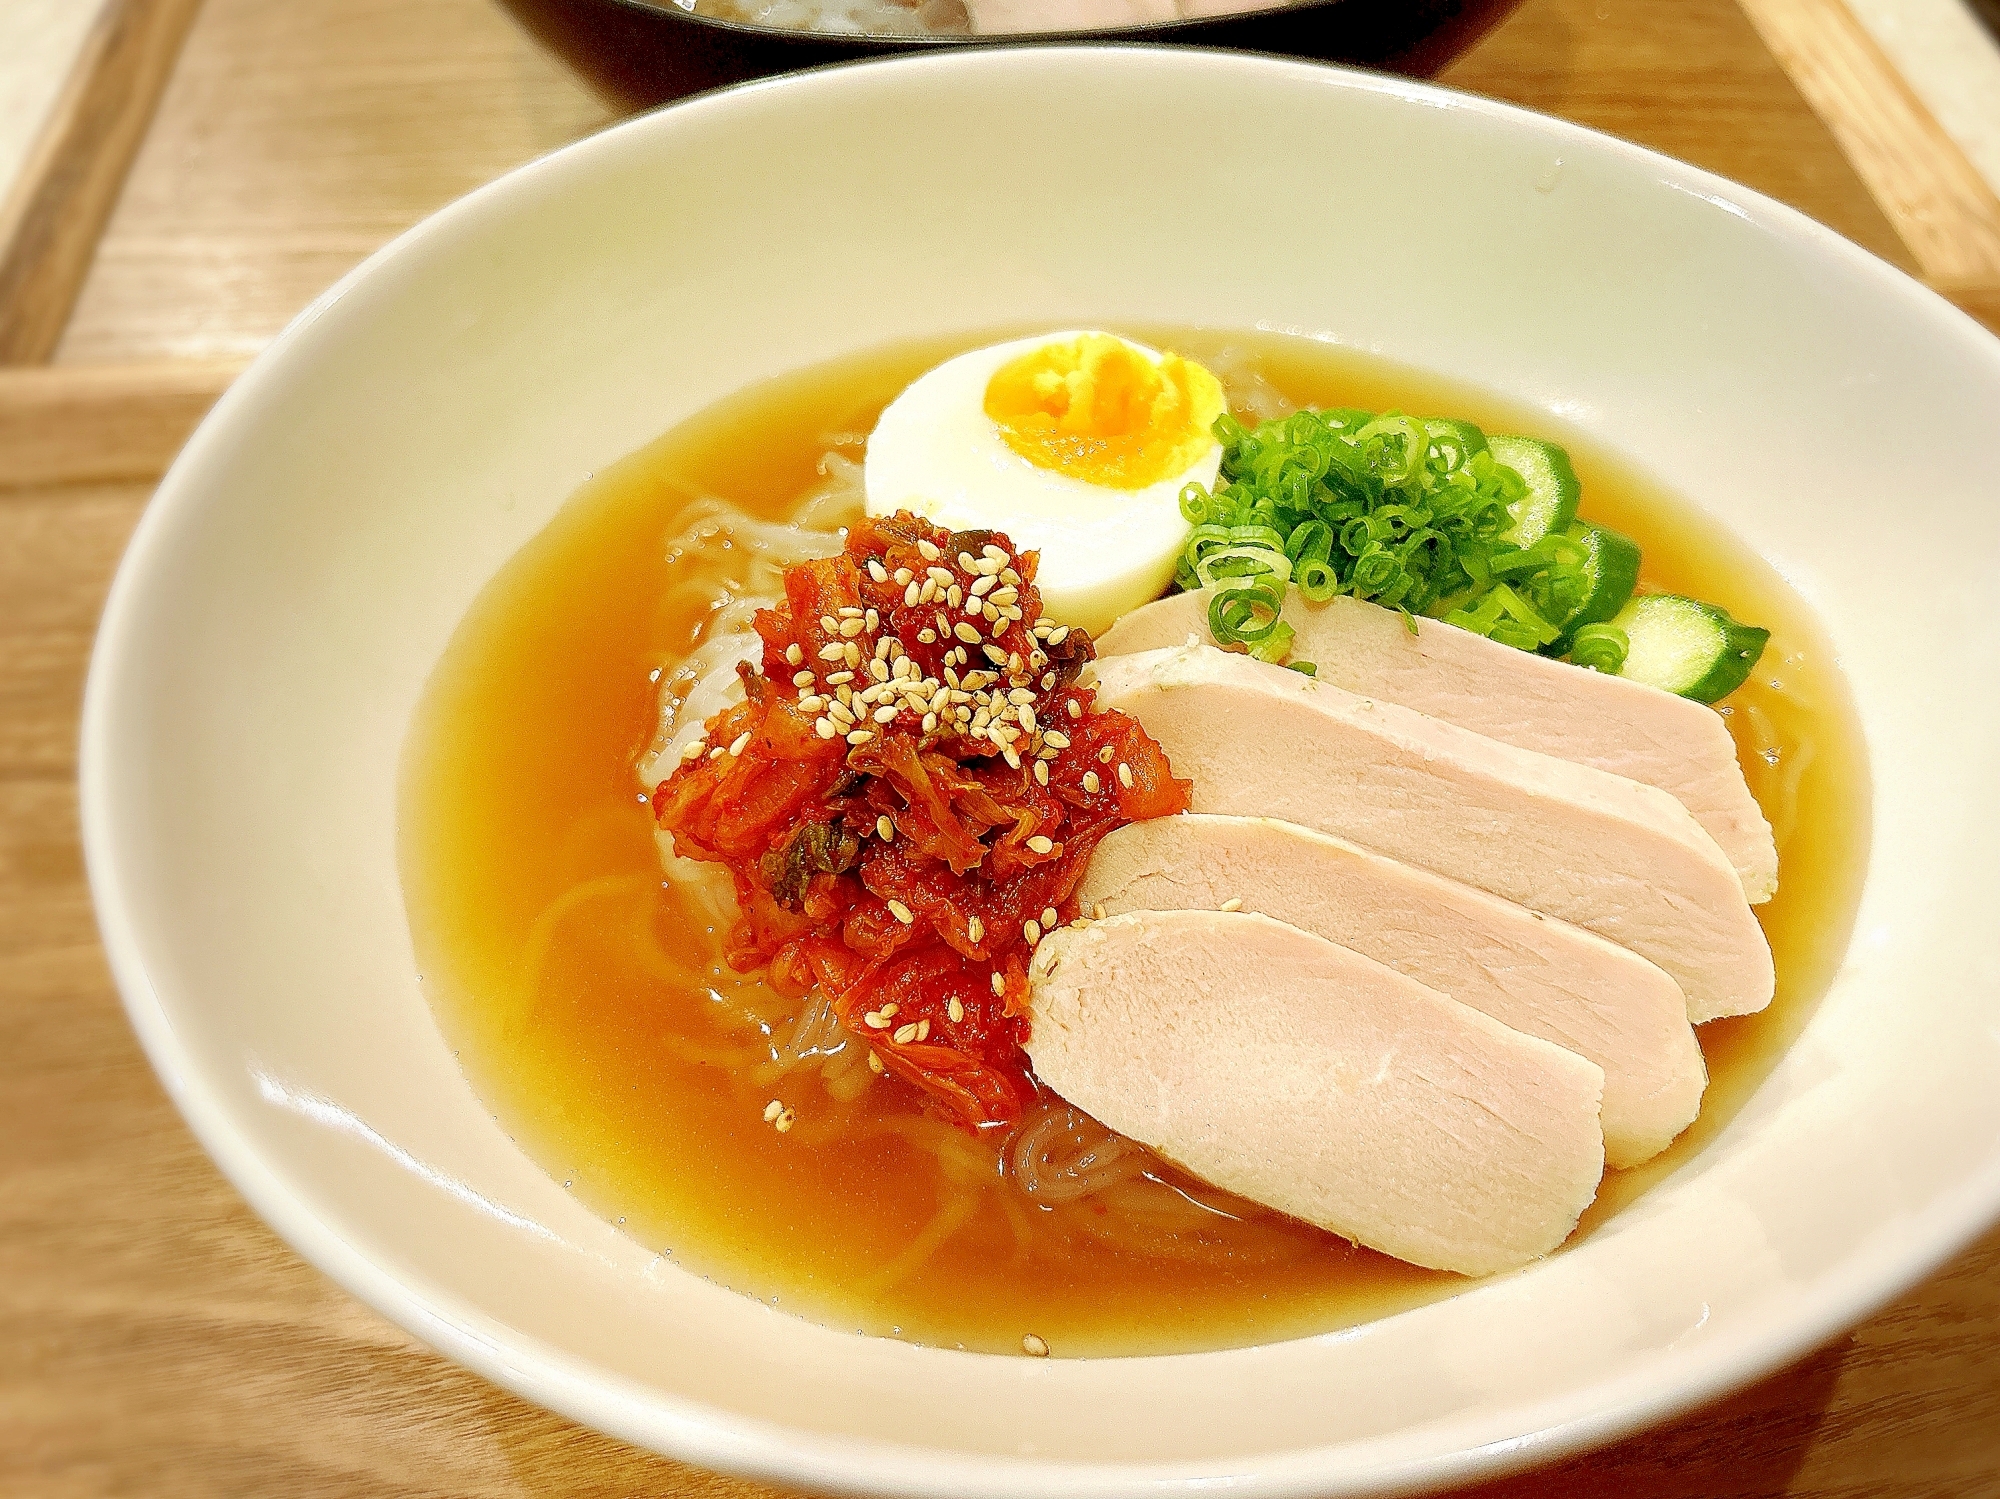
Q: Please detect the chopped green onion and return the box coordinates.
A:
[1179,406,1613,668]
[1441,582,1562,650]
[1568,622,1630,674]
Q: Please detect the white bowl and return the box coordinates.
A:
[82,46,2000,1498]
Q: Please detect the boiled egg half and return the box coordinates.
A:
[863,331,1225,636]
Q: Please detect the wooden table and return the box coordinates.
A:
[3,1,1998,1494]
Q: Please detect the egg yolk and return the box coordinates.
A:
[982,335,1225,490]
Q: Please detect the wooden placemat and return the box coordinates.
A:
[3,1,1998,1494]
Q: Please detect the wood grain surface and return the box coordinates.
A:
[0,0,206,364]
[4,0,1999,1494]
[0,359,242,488]
[55,0,614,365]
[1739,0,2000,282]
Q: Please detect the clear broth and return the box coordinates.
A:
[399,330,1870,1356]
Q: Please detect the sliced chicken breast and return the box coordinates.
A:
[1089,644,1773,1022]
[1078,814,1704,1167]
[1097,588,1778,903]
[1026,909,1606,1275]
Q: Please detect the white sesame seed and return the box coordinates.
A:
[1066,698,1081,719]
[868,560,889,583]
[970,574,997,598]
[983,543,1007,561]
[1026,835,1054,855]
[953,622,982,644]
[864,1009,887,1028]
[1019,706,1038,734]
[680,740,706,762]
[1220,897,1245,912]
[1117,762,1134,788]
[881,1003,899,1019]
[916,1019,931,1042]
[846,728,874,745]
[815,719,837,740]
[1022,1334,1049,1357]
[798,695,824,714]
[826,671,854,685]
[1001,568,1021,586]
[728,732,752,756]
[785,643,804,666]
[1041,907,1058,926]
[1093,903,1107,920]
[948,584,965,609]
[818,643,846,662]
[893,1022,919,1044]
[873,705,897,724]
[1048,626,1070,645]
[819,615,838,632]
[957,551,978,573]
[1099,745,1116,764]
[983,645,1010,666]
[918,539,941,561]
[887,899,914,925]
[838,617,864,638]
[868,1050,885,1073]
[837,605,863,619]
[1082,771,1100,793]
[774,1109,794,1133]
[844,642,861,668]
[968,915,985,943]
[948,997,964,1024]
[1033,759,1048,786]
[1042,730,1070,749]
[894,567,914,585]
[865,609,879,631]
[991,972,1006,997]
[763,1099,784,1122]
[991,586,1018,606]
[921,712,938,734]
[1003,746,1022,770]
[904,581,920,607]
[917,629,937,645]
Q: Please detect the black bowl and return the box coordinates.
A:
[500,0,1525,111]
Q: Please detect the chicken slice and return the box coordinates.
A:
[1097,588,1778,903]
[1026,908,1606,1275]
[1088,644,1774,1022]
[1079,813,1704,1167]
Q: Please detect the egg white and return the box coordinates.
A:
[862,332,1221,637]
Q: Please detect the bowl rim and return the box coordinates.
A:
[79,42,2000,1499]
